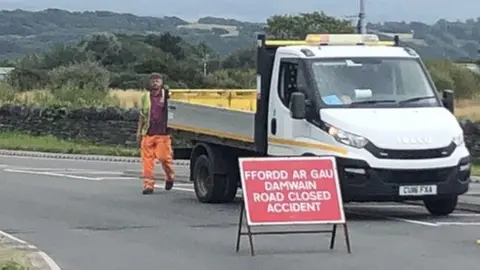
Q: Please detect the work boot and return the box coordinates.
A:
[142,187,154,195]
[165,181,174,191]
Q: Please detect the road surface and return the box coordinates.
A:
[0,155,479,270]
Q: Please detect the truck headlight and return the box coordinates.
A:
[327,124,369,148]
[452,133,464,146]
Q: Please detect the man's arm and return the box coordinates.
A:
[136,114,144,143]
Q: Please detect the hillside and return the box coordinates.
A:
[0,9,479,60]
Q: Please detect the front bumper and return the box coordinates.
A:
[337,156,471,202]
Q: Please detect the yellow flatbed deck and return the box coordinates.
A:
[167,90,257,147]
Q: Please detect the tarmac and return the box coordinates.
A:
[0,152,480,270]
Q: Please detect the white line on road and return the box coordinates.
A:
[56,171,124,175]
[346,204,422,209]
[0,230,28,244]
[97,177,138,180]
[345,210,440,227]
[386,217,439,227]
[0,230,61,270]
[38,251,62,270]
[4,168,101,181]
[4,166,127,174]
[449,213,480,217]
[436,222,480,226]
[4,167,93,171]
[0,154,190,166]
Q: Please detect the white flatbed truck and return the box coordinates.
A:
[168,33,472,216]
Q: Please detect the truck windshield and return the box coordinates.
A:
[309,57,440,108]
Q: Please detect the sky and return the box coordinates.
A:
[0,0,479,23]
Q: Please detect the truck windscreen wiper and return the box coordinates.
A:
[398,96,436,104]
[350,99,397,105]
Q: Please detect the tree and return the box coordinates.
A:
[79,33,122,66]
[222,47,255,69]
[265,12,355,39]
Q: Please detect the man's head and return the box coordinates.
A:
[149,73,163,91]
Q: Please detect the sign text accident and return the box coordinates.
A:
[239,156,345,225]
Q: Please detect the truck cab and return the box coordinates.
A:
[254,33,471,215]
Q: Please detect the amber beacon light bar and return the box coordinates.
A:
[264,34,400,47]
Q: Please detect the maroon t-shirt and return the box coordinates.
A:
[147,89,168,136]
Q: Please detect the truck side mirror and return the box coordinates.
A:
[290,92,306,119]
[442,89,454,114]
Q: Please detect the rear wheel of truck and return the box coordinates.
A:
[223,156,239,202]
[423,195,458,216]
[193,154,228,203]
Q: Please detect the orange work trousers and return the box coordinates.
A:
[141,135,175,189]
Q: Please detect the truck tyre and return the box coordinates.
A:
[423,195,458,216]
[222,158,240,202]
[193,154,226,203]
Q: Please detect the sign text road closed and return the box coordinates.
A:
[239,156,345,226]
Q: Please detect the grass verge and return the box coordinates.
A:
[0,248,32,270]
[0,132,138,157]
[473,161,479,176]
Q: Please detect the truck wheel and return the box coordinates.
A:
[423,196,458,216]
[222,159,239,203]
[193,154,226,203]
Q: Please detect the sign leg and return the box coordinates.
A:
[329,224,337,249]
[246,223,255,256]
[235,201,245,252]
[343,223,352,253]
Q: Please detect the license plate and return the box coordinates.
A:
[399,185,437,196]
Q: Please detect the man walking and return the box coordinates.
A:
[137,73,175,194]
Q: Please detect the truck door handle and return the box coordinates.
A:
[271,118,277,135]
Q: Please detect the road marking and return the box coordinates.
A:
[0,154,190,166]
[153,184,196,191]
[97,177,138,180]
[52,171,125,175]
[386,216,439,227]
[38,251,62,270]
[436,222,480,226]
[0,230,28,244]
[5,167,92,171]
[346,204,422,209]
[449,213,480,217]
[0,230,61,270]
[4,168,101,181]
[347,209,440,227]
[11,169,126,175]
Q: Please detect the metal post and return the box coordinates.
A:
[202,54,209,76]
[359,0,366,34]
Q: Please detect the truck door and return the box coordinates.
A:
[268,58,312,156]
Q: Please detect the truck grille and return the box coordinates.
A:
[373,167,456,184]
[365,142,456,160]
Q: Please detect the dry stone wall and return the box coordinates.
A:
[0,104,479,159]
